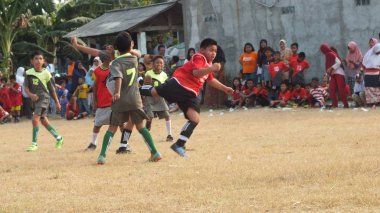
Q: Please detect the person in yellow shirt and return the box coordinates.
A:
[73,77,90,118]
[239,43,258,84]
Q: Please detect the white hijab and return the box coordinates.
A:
[363,44,380,69]
[15,67,28,97]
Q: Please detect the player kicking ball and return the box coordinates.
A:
[140,38,233,157]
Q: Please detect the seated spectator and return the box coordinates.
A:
[271,82,291,108]
[73,77,90,118]
[255,83,270,107]
[309,77,329,108]
[225,77,242,108]
[352,73,366,107]
[290,83,308,106]
[240,79,256,107]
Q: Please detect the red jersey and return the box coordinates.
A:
[9,82,23,107]
[66,102,78,118]
[278,90,292,102]
[292,88,307,99]
[289,60,310,77]
[243,87,256,95]
[0,87,12,111]
[268,61,288,79]
[232,89,241,101]
[94,66,112,108]
[345,84,351,96]
[173,53,214,96]
[256,88,268,99]
[289,54,298,64]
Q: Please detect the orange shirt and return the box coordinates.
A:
[67,63,74,77]
[239,52,258,74]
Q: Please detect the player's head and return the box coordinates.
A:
[9,74,16,83]
[199,38,218,62]
[273,51,281,61]
[244,42,254,53]
[115,32,132,54]
[291,42,298,54]
[297,52,306,61]
[152,55,164,73]
[31,51,45,70]
[311,77,319,88]
[280,82,288,92]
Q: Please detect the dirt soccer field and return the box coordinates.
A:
[1,108,380,212]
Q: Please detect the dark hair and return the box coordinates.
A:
[115,32,132,53]
[260,39,268,47]
[232,77,242,90]
[273,51,281,55]
[244,43,255,52]
[200,38,217,49]
[152,55,164,63]
[280,82,288,86]
[138,62,146,71]
[312,77,319,82]
[9,75,16,80]
[1,77,8,83]
[172,56,179,63]
[31,50,44,59]
[187,48,196,60]
[298,52,306,58]
[245,79,255,88]
[158,44,165,50]
[264,47,274,53]
[291,42,299,48]
[67,55,75,61]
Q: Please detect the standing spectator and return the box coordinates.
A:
[239,43,258,82]
[0,77,12,114]
[362,40,380,106]
[146,40,154,55]
[352,73,366,107]
[65,56,76,82]
[9,75,23,122]
[184,48,196,64]
[320,43,348,108]
[261,47,274,87]
[69,60,87,95]
[73,77,90,118]
[345,41,363,94]
[257,39,268,70]
[289,42,299,64]
[204,45,227,108]
[279,39,292,84]
[289,52,310,86]
[86,57,101,113]
[16,67,32,119]
[153,34,173,55]
[268,51,288,101]
[57,80,69,118]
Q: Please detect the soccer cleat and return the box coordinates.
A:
[86,143,96,151]
[149,152,162,162]
[27,144,38,152]
[116,145,132,154]
[55,137,64,149]
[170,143,187,157]
[166,135,174,142]
[97,155,106,164]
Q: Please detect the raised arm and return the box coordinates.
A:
[71,37,100,57]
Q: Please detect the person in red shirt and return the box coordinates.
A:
[271,82,291,107]
[255,83,270,106]
[289,42,299,64]
[289,52,310,86]
[239,79,256,107]
[0,105,11,124]
[9,75,23,122]
[66,97,78,120]
[268,51,288,101]
[226,77,242,108]
[290,83,308,106]
[0,77,12,114]
[140,38,234,157]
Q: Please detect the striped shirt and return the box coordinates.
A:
[310,87,328,105]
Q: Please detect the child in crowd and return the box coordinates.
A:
[73,77,90,119]
[289,42,299,63]
[137,62,147,86]
[0,77,12,114]
[304,84,313,107]
[9,75,23,122]
[0,105,11,124]
[261,47,274,87]
[66,96,79,120]
[24,51,63,152]
[57,80,69,118]
[290,83,308,106]
[240,79,256,107]
[225,77,242,108]
[271,82,291,107]
[255,83,270,106]
[268,51,288,101]
[289,52,310,86]
[140,38,233,157]
[352,73,366,107]
[169,56,180,76]
[144,55,173,142]
[98,32,161,164]
[239,43,258,83]
[309,77,329,107]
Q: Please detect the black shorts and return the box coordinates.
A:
[155,78,200,118]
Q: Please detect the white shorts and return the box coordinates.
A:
[94,107,112,127]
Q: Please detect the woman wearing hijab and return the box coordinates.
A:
[16,67,32,119]
[279,39,292,84]
[362,38,380,106]
[320,43,349,108]
[345,41,363,94]
[69,60,87,95]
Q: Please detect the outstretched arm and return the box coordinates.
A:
[71,37,100,57]
[207,78,233,95]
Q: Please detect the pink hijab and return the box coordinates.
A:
[346,41,363,69]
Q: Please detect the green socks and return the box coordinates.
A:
[32,126,39,144]
[46,124,61,140]
[139,128,158,154]
[100,131,114,157]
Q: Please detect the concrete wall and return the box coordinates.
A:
[182,0,380,83]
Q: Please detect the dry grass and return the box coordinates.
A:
[1,108,380,212]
